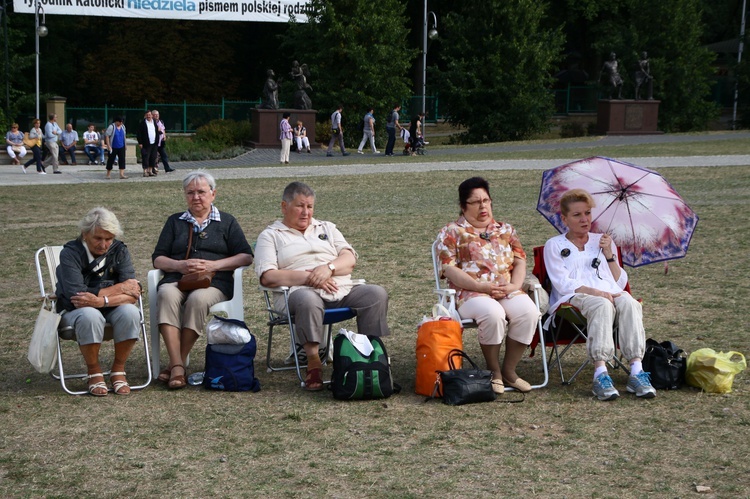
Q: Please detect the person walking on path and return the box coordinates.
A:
[326,105,350,157]
[105,116,128,180]
[384,104,402,157]
[357,108,379,155]
[279,112,293,164]
[42,113,63,174]
[153,110,175,173]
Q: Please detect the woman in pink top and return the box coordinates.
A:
[279,112,293,164]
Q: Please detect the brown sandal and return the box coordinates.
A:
[168,364,186,390]
[157,367,171,383]
[304,367,324,391]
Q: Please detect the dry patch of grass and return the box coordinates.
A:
[0,166,748,497]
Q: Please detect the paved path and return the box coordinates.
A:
[4,131,749,186]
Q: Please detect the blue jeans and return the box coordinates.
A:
[84,145,105,164]
[59,145,77,164]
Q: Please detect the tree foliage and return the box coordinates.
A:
[434,0,564,143]
[280,0,416,140]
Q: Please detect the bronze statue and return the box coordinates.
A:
[634,51,654,100]
[290,61,313,110]
[600,52,623,100]
[259,69,279,109]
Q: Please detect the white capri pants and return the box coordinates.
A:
[458,294,539,346]
[296,136,310,150]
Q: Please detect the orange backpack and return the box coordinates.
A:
[415,307,463,396]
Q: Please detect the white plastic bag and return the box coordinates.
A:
[27,298,60,373]
[206,315,252,345]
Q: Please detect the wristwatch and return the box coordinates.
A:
[327,262,336,273]
[103,296,109,307]
[605,256,616,263]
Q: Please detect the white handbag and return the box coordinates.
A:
[27,298,61,373]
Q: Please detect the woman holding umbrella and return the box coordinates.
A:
[543,188,656,401]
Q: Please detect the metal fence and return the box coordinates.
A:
[66,99,260,134]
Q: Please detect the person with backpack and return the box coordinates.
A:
[357,107,379,155]
[104,116,128,180]
[384,104,402,156]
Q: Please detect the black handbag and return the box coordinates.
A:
[438,349,496,405]
[642,338,687,390]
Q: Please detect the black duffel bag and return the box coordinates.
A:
[642,339,687,390]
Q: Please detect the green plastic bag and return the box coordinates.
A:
[686,348,746,393]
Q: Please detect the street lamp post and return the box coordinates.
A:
[34,0,48,119]
[422,2,438,116]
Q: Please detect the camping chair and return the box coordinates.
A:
[530,245,630,385]
[147,267,248,375]
[34,245,153,395]
[431,240,549,390]
[260,281,363,387]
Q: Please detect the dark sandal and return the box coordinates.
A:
[157,367,171,383]
[168,364,186,390]
[304,367,324,391]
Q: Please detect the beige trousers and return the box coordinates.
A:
[569,292,645,362]
[157,282,227,336]
[458,294,539,346]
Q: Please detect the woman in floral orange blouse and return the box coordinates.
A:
[436,177,539,394]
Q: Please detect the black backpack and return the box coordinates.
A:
[642,338,687,390]
[330,334,400,400]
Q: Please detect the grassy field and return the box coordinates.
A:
[1,157,749,497]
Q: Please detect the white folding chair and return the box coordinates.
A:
[431,240,549,390]
[34,245,153,395]
[260,281,364,387]
[147,267,248,375]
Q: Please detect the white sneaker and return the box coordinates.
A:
[374,150,381,154]
[38,171,47,175]
[357,151,364,154]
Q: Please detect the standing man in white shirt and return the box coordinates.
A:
[136,110,159,177]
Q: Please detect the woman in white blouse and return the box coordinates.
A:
[543,188,655,401]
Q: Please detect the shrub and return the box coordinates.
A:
[193,119,251,151]
[560,122,585,138]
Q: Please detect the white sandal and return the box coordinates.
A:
[87,373,108,397]
[110,371,130,395]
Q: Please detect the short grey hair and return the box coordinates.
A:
[183,171,216,192]
[282,181,315,203]
[78,207,123,238]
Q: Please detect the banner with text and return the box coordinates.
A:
[13,0,311,22]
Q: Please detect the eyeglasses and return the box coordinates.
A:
[466,198,492,207]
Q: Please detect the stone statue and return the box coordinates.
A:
[600,52,623,100]
[634,51,654,100]
[259,69,279,109]
[290,60,313,110]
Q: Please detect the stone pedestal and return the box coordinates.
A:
[47,96,67,122]
[250,108,317,148]
[597,100,662,135]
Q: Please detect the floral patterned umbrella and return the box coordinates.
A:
[537,156,699,267]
